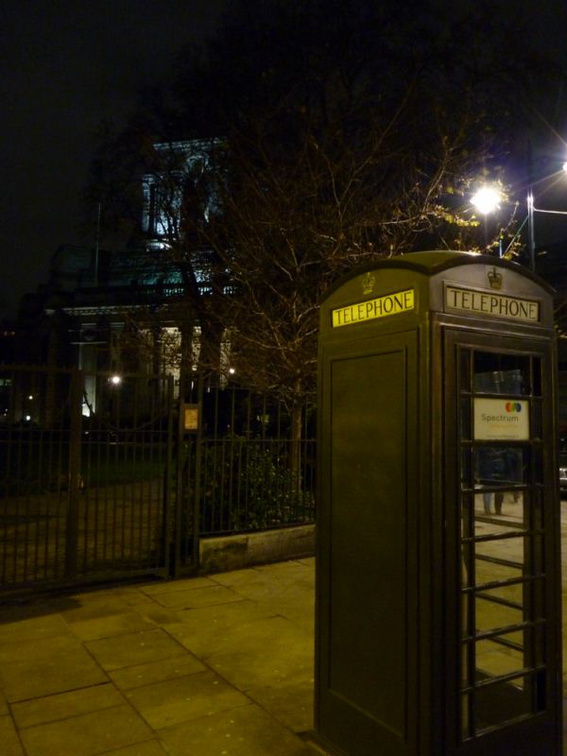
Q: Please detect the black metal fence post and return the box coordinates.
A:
[64,367,83,579]
[191,375,204,572]
[163,374,175,576]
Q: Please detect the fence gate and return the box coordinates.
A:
[0,367,316,596]
[0,365,193,595]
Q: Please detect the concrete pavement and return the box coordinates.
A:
[1,538,567,755]
[0,558,319,756]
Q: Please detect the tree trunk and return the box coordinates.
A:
[290,399,303,496]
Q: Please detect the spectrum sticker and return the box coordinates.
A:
[473,398,530,441]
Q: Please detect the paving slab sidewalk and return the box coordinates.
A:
[2,548,567,755]
[0,558,318,756]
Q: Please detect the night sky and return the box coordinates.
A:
[0,0,226,317]
[1,1,567,319]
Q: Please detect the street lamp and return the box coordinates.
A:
[471,163,567,272]
[470,185,504,257]
[470,185,502,216]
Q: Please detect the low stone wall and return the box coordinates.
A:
[199,524,315,574]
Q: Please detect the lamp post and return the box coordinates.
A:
[527,187,536,272]
[472,161,567,272]
[526,185,567,272]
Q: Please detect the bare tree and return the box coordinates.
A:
[85,0,560,417]
[158,0,560,465]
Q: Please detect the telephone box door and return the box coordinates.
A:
[443,329,562,755]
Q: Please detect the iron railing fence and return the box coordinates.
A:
[0,365,174,593]
[174,382,316,571]
[0,365,316,595]
[184,381,316,535]
[197,437,315,535]
[72,371,175,580]
[0,365,77,588]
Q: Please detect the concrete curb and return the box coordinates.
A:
[199,524,315,573]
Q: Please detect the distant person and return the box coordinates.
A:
[477,448,506,514]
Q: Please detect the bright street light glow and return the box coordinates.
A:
[471,185,502,215]
[109,375,122,385]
